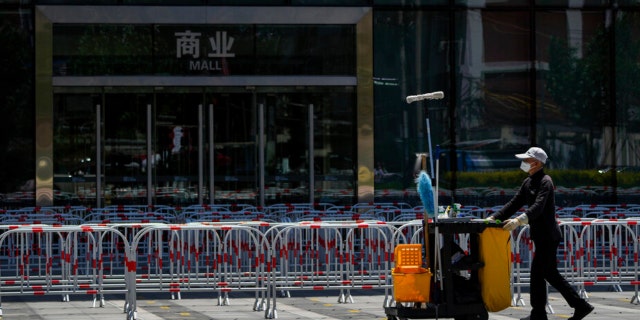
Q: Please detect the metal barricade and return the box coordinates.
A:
[0,224,133,317]
[263,221,395,319]
[571,219,640,300]
[84,208,174,224]
[0,212,85,225]
[1,204,639,319]
[125,222,269,319]
[510,218,640,312]
[391,220,424,245]
[185,210,280,223]
[277,209,326,222]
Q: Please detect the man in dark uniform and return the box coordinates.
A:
[487,147,594,320]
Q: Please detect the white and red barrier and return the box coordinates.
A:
[0,205,639,319]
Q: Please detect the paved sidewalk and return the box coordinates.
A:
[1,289,638,319]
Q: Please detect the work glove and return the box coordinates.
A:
[503,213,528,231]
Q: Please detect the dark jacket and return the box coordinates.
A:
[490,169,561,244]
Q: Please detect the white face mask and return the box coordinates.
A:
[520,161,531,173]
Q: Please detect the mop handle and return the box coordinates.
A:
[426,117,434,182]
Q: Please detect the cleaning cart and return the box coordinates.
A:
[385,218,512,320]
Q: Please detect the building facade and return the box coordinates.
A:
[1,1,639,208]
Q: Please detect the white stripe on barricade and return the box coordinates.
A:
[263,221,395,319]
[0,224,133,318]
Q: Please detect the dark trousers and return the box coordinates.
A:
[530,240,586,318]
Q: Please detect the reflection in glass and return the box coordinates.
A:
[53,24,355,76]
[103,92,151,205]
[261,89,356,205]
[0,7,35,200]
[255,25,355,75]
[600,10,640,203]
[155,91,202,204]
[53,92,99,205]
[455,10,531,172]
[264,93,311,203]
[313,90,356,205]
[210,93,257,204]
[53,25,153,76]
[537,11,609,170]
[614,11,640,186]
[373,10,449,197]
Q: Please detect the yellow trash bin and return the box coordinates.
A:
[478,227,512,312]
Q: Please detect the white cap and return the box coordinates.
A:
[515,147,547,164]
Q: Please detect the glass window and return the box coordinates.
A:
[537,10,609,170]
[456,10,531,152]
[312,88,356,205]
[53,91,100,206]
[0,8,35,204]
[54,24,355,76]
[254,25,356,75]
[537,10,614,203]
[613,11,640,203]
[373,10,450,201]
[154,25,255,76]
[618,0,640,6]
[53,25,154,76]
[444,10,532,206]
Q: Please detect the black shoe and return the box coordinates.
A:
[569,303,594,320]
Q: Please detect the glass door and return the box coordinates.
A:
[54,86,356,208]
[102,88,153,206]
[207,90,257,205]
[154,89,204,205]
[263,92,311,204]
[207,87,357,207]
[261,87,356,206]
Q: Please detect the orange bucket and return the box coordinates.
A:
[392,244,432,303]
